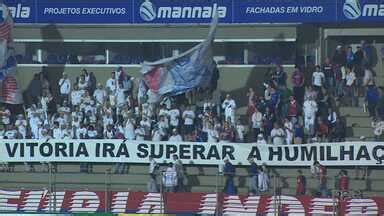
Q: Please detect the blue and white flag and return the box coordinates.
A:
[139,15,218,101]
[0,3,23,104]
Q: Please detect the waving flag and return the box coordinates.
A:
[0,3,22,104]
[0,4,12,43]
[139,15,218,102]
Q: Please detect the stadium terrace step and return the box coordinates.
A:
[346,116,373,127]
[340,107,369,118]
[350,127,374,137]
[1,164,383,196]
[345,136,375,141]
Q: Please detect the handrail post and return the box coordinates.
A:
[48,162,52,213]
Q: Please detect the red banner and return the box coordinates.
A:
[0,189,383,215]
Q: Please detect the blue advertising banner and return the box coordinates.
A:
[4,0,133,23]
[36,0,132,23]
[234,0,337,23]
[2,0,35,23]
[2,0,384,24]
[133,0,233,23]
[337,0,384,23]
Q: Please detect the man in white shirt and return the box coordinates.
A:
[163,163,177,192]
[93,83,106,106]
[124,118,136,140]
[52,122,64,139]
[169,129,183,142]
[284,118,293,145]
[270,123,285,145]
[135,126,145,141]
[158,116,169,135]
[169,106,180,131]
[206,124,219,142]
[345,67,357,106]
[106,72,117,93]
[70,85,84,107]
[222,94,236,125]
[58,73,71,104]
[251,108,263,141]
[312,65,325,90]
[115,83,126,110]
[76,124,87,139]
[236,119,246,142]
[158,104,170,120]
[29,113,42,139]
[303,99,318,137]
[182,106,195,139]
[152,127,162,141]
[140,116,152,138]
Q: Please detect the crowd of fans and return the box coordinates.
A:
[0,40,381,174]
[0,41,380,144]
[0,41,380,199]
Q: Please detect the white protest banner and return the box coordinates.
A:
[0,140,383,166]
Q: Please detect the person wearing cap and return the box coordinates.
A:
[223,158,236,195]
[222,94,236,125]
[58,72,71,105]
[248,157,259,195]
[332,45,346,66]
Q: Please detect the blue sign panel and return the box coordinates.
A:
[133,0,233,23]
[2,0,384,24]
[234,0,337,23]
[36,0,132,23]
[337,0,384,22]
[4,0,133,24]
[3,0,35,23]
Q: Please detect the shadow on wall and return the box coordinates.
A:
[41,24,65,102]
[220,66,275,109]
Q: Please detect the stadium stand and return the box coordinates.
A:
[1,0,384,214]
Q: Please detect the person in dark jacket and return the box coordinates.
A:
[248,157,259,195]
[296,169,306,195]
[26,73,42,105]
[366,85,380,117]
[332,45,346,66]
[223,158,236,195]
